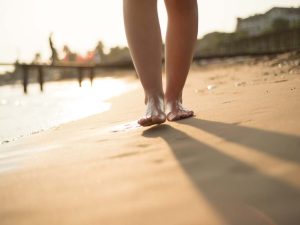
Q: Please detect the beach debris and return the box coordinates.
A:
[234,81,247,87]
[222,100,233,104]
[207,84,216,91]
[30,129,44,135]
[194,89,205,94]
[1,140,10,144]
[274,79,288,83]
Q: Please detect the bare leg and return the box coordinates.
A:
[123,0,166,126]
[164,0,198,121]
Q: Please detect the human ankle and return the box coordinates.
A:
[164,90,182,102]
[164,95,182,104]
[145,92,164,102]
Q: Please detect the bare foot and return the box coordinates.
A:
[165,100,194,121]
[138,96,166,127]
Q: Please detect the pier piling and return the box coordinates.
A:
[90,68,95,86]
[38,66,44,92]
[78,67,83,87]
[22,65,28,94]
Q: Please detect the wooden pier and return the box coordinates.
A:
[0,62,134,94]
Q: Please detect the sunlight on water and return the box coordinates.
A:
[0,66,14,74]
[0,77,138,143]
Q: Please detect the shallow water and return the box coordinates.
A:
[0,77,138,144]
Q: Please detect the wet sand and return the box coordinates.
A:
[0,52,300,225]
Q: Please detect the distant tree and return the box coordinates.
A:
[272,18,290,31]
[63,45,77,62]
[94,41,106,63]
[32,53,41,64]
[105,46,131,63]
[195,32,235,52]
[108,46,122,58]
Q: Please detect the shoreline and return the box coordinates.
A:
[1,53,300,224]
[0,73,139,144]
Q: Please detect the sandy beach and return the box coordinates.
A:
[0,52,300,225]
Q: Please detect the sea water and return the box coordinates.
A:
[0,77,138,144]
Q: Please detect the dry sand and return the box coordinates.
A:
[0,52,300,225]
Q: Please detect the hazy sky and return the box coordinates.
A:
[0,0,299,63]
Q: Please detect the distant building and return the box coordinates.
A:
[236,7,300,36]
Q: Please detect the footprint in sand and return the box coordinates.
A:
[110,121,141,133]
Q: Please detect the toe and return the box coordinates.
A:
[167,112,179,121]
[152,114,166,124]
[180,110,194,119]
[138,114,166,127]
[138,117,151,126]
[184,110,194,118]
[167,110,194,121]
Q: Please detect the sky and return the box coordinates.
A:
[0,0,299,63]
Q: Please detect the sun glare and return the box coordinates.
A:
[0,0,299,62]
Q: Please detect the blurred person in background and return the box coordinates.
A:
[49,33,59,65]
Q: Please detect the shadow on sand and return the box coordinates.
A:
[142,118,300,225]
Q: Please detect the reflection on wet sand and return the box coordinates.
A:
[0,76,138,143]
